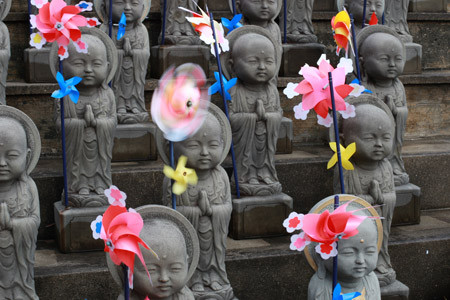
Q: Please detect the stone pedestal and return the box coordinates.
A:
[276,117,293,154]
[313,0,336,11]
[279,43,326,77]
[403,42,422,74]
[381,280,410,300]
[24,47,54,83]
[150,45,210,78]
[409,0,447,12]
[112,122,157,162]
[393,183,421,226]
[230,193,293,239]
[54,202,106,253]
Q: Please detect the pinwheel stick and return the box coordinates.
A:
[283,0,287,44]
[170,141,177,209]
[209,12,241,199]
[349,14,362,82]
[108,0,113,38]
[123,264,130,300]
[362,0,367,28]
[59,62,70,207]
[232,0,237,16]
[161,0,167,45]
[27,0,33,35]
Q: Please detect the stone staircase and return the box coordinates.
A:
[3,1,450,299]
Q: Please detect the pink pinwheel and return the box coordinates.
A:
[151,64,209,142]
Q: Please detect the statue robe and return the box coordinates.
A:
[0,21,10,105]
[0,177,40,299]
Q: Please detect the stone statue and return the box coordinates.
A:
[94,0,151,124]
[279,0,317,43]
[0,0,11,105]
[306,195,383,300]
[0,105,41,299]
[334,95,397,286]
[50,28,118,207]
[336,0,384,36]
[107,205,200,300]
[222,26,282,196]
[384,0,413,43]
[158,103,237,300]
[357,25,409,186]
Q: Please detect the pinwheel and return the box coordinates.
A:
[368,12,378,26]
[151,64,209,142]
[117,12,126,40]
[208,72,237,101]
[327,142,356,171]
[76,1,93,12]
[104,185,127,207]
[221,14,243,33]
[31,0,48,9]
[51,72,82,103]
[331,10,352,56]
[333,283,362,300]
[163,155,198,195]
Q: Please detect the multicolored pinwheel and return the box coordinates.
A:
[327,142,356,171]
[208,72,237,101]
[163,155,198,195]
[51,72,82,103]
[331,10,352,56]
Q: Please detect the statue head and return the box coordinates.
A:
[94,0,150,24]
[357,25,406,83]
[338,0,385,25]
[236,0,280,25]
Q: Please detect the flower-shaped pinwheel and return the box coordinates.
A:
[283,212,305,233]
[221,14,243,33]
[151,64,209,142]
[331,10,352,55]
[105,185,127,207]
[30,32,47,49]
[76,1,93,12]
[208,72,237,101]
[34,0,89,59]
[333,283,362,300]
[290,232,311,252]
[117,12,126,40]
[51,72,82,103]
[327,142,356,171]
[163,155,198,195]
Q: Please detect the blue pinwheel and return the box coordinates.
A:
[221,14,243,33]
[332,283,361,300]
[117,12,127,40]
[51,72,82,104]
[208,72,237,101]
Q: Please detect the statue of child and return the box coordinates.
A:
[0,105,41,299]
[159,104,236,299]
[161,0,200,45]
[222,26,283,196]
[53,28,118,206]
[307,196,382,300]
[107,205,200,300]
[357,25,409,186]
[337,0,384,35]
[335,95,397,286]
[95,0,150,123]
[0,0,11,105]
[279,0,317,43]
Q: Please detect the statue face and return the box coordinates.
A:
[240,0,278,23]
[346,0,385,24]
[63,36,109,89]
[232,35,276,85]
[134,239,188,299]
[175,117,223,171]
[361,33,405,81]
[0,120,29,183]
[107,0,144,24]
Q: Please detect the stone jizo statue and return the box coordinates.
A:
[95,0,151,124]
[335,95,397,286]
[279,0,317,43]
[51,28,118,207]
[0,105,41,300]
[384,0,413,43]
[357,25,409,186]
[337,0,384,36]
[0,0,11,105]
[160,0,201,45]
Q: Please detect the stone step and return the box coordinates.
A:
[34,208,450,300]
[33,138,450,240]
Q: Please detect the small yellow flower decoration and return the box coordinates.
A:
[163,155,198,195]
[327,142,356,170]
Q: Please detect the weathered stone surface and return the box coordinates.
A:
[24,47,54,83]
[403,42,423,74]
[112,123,157,161]
[279,43,325,77]
[409,0,448,12]
[393,183,421,226]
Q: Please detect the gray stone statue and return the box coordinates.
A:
[0,0,11,105]
[50,27,118,207]
[334,95,397,287]
[94,0,151,124]
[160,0,201,45]
[307,195,382,300]
[357,25,409,186]
[222,26,282,196]
[158,103,237,300]
[336,0,384,36]
[0,105,41,299]
[279,0,317,43]
[107,205,200,300]
[384,0,413,43]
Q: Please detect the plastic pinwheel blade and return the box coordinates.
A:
[117,12,126,40]
[332,283,362,300]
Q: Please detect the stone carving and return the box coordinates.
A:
[0,105,41,299]
[108,205,200,300]
[221,26,282,196]
[279,0,317,43]
[50,27,118,207]
[94,0,151,124]
[157,103,237,300]
[0,0,11,105]
[357,25,409,186]
[384,0,413,43]
[334,95,397,286]
[336,0,384,36]
[306,195,383,300]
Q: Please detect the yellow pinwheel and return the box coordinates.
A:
[327,142,356,170]
[163,155,198,195]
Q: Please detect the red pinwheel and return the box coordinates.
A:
[331,10,352,55]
